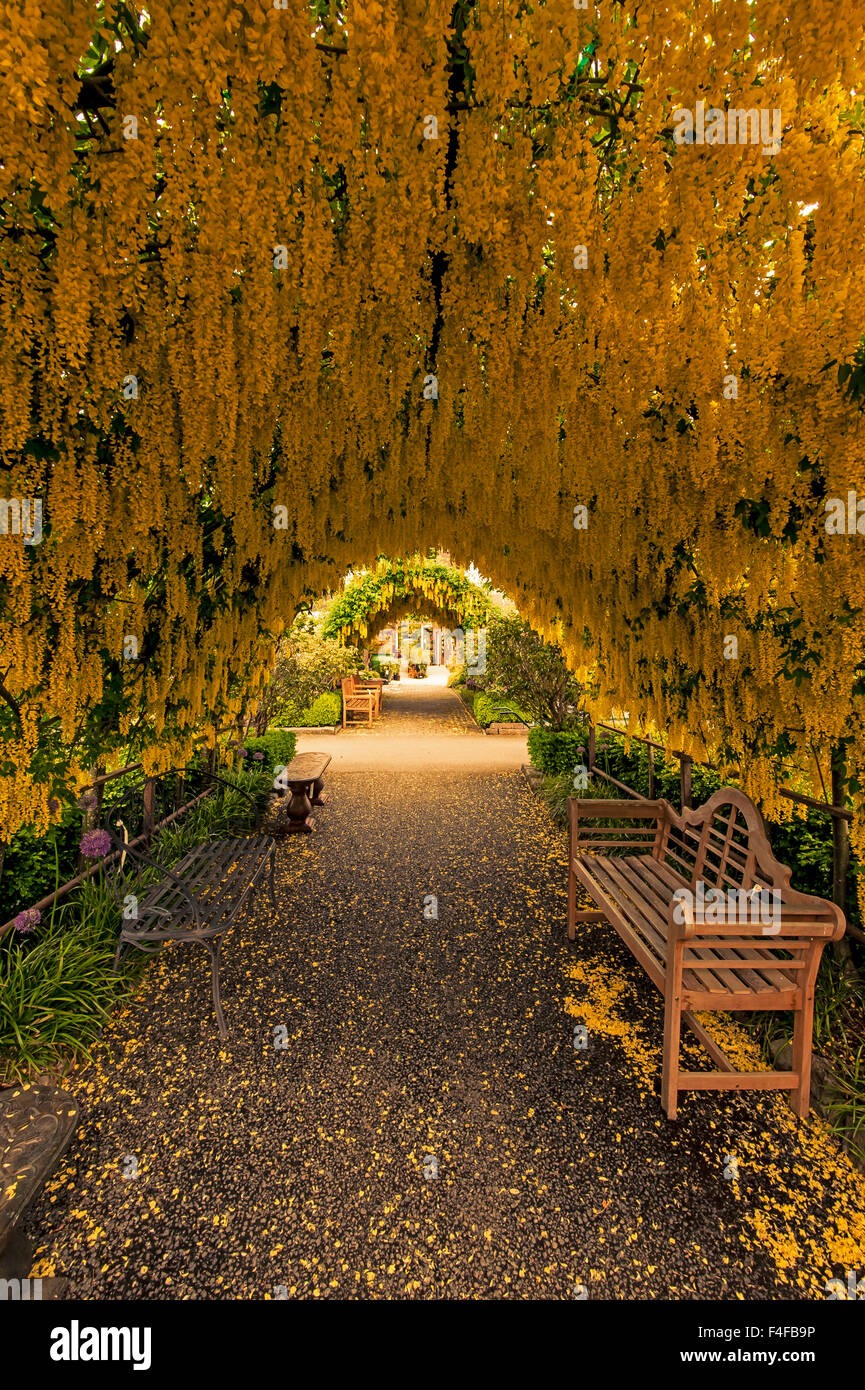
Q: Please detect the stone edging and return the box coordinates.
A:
[278,724,341,735]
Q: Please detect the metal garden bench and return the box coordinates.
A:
[104,768,276,1037]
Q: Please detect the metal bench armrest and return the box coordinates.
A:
[103,829,204,933]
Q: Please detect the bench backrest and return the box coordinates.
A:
[99,767,263,895]
[661,788,791,895]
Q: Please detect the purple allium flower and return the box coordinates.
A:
[236,746,247,758]
[80,828,112,859]
[13,907,40,935]
[252,751,264,761]
[79,790,98,811]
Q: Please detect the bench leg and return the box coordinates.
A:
[285,780,314,833]
[567,874,605,942]
[268,846,277,907]
[662,940,684,1120]
[791,962,818,1118]
[206,939,228,1038]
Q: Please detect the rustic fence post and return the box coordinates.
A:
[142,777,156,844]
[647,743,655,800]
[830,747,857,973]
[588,722,596,774]
[680,753,692,810]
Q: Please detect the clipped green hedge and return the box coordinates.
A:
[273,691,342,727]
[527,727,588,775]
[473,691,532,728]
[297,691,341,726]
[244,729,297,772]
[472,692,498,727]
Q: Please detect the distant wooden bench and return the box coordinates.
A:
[351,672,384,714]
[278,752,331,834]
[341,677,376,726]
[567,788,846,1119]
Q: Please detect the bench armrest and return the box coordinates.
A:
[101,828,204,935]
[568,797,669,855]
[668,883,846,940]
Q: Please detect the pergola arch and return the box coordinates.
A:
[1,2,864,901]
[321,556,492,646]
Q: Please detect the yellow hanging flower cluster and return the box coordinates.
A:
[1,1,865,908]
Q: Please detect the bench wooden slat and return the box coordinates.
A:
[571,858,666,993]
[637,856,796,994]
[623,856,767,1000]
[599,857,741,995]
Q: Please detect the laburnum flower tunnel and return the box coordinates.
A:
[2,3,865,904]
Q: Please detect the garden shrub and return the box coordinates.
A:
[299,691,341,726]
[0,808,82,925]
[474,691,532,728]
[272,692,341,727]
[472,692,498,727]
[527,727,588,775]
[243,728,297,772]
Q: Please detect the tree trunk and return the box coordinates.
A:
[831,747,859,980]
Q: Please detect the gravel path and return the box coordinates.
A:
[23,724,865,1299]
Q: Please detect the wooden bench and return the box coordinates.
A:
[567,787,846,1120]
[351,672,384,714]
[105,769,276,1037]
[341,676,376,726]
[278,752,331,834]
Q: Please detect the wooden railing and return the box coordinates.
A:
[587,720,862,946]
[0,725,232,942]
